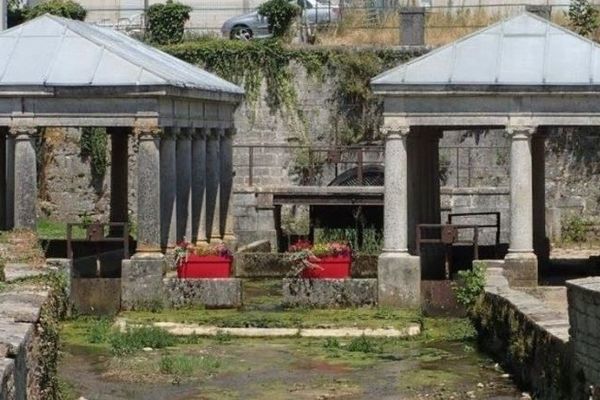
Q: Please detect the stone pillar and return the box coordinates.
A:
[160,128,177,250]
[192,128,207,244]
[122,127,165,310]
[220,128,236,247]
[5,132,13,229]
[11,126,37,230]
[108,127,129,237]
[176,128,192,242]
[504,126,538,287]
[399,7,425,46]
[135,127,162,251]
[378,121,420,308]
[0,128,5,230]
[206,128,222,242]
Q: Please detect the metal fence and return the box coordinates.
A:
[82,2,577,44]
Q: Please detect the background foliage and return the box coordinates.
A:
[146,0,192,45]
[257,0,301,38]
[24,0,87,21]
[568,0,599,37]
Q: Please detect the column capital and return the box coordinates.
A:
[208,127,224,139]
[506,125,536,139]
[192,127,207,140]
[176,128,193,140]
[8,126,37,137]
[381,119,410,139]
[133,125,161,139]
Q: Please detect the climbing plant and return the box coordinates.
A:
[163,39,423,143]
[80,127,108,191]
[24,0,87,21]
[146,0,192,45]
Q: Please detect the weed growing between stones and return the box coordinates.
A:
[453,261,486,311]
[347,335,382,353]
[85,318,111,344]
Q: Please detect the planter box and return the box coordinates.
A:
[177,255,232,278]
[301,255,351,279]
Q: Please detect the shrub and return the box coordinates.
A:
[568,0,599,37]
[561,214,588,243]
[258,0,300,38]
[109,326,175,356]
[453,262,486,310]
[25,0,86,21]
[146,0,191,45]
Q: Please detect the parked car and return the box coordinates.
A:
[221,0,339,40]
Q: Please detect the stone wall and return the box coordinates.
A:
[0,280,65,400]
[475,266,575,399]
[567,277,600,398]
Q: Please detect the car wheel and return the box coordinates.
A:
[231,25,253,40]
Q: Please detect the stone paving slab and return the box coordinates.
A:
[0,319,33,357]
[3,264,46,283]
[118,319,422,338]
[0,290,49,323]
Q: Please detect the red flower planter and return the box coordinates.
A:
[301,255,351,279]
[177,255,232,278]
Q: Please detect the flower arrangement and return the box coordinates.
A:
[174,241,233,267]
[286,240,352,278]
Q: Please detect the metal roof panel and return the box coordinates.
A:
[0,15,244,95]
[372,12,600,88]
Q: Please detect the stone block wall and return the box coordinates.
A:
[567,277,600,397]
[475,267,575,399]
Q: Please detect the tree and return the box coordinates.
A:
[146,0,192,45]
[568,0,599,37]
[258,0,300,38]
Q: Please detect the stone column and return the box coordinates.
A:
[504,125,538,287]
[122,127,165,310]
[176,128,193,242]
[11,126,37,230]
[192,128,207,244]
[0,127,5,230]
[220,127,236,247]
[108,127,129,237]
[5,132,13,229]
[160,128,177,250]
[135,127,162,251]
[378,121,420,308]
[1,0,6,31]
[206,128,222,242]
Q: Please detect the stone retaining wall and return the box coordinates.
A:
[475,266,575,399]
[282,278,377,308]
[567,277,600,398]
[0,280,65,399]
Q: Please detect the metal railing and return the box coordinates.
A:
[233,143,509,187]
[233,144,384,186]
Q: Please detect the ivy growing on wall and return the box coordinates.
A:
[163,39,424,144]
[80,127,108,192]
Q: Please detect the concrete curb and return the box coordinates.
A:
[116,319,421,338]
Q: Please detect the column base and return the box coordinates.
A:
[503,252,538,287]
[121,252,166,310]
[377,252,421,308]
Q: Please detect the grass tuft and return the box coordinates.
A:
[109,326,175,356]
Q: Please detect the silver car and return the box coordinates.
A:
[221,0,339,40]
